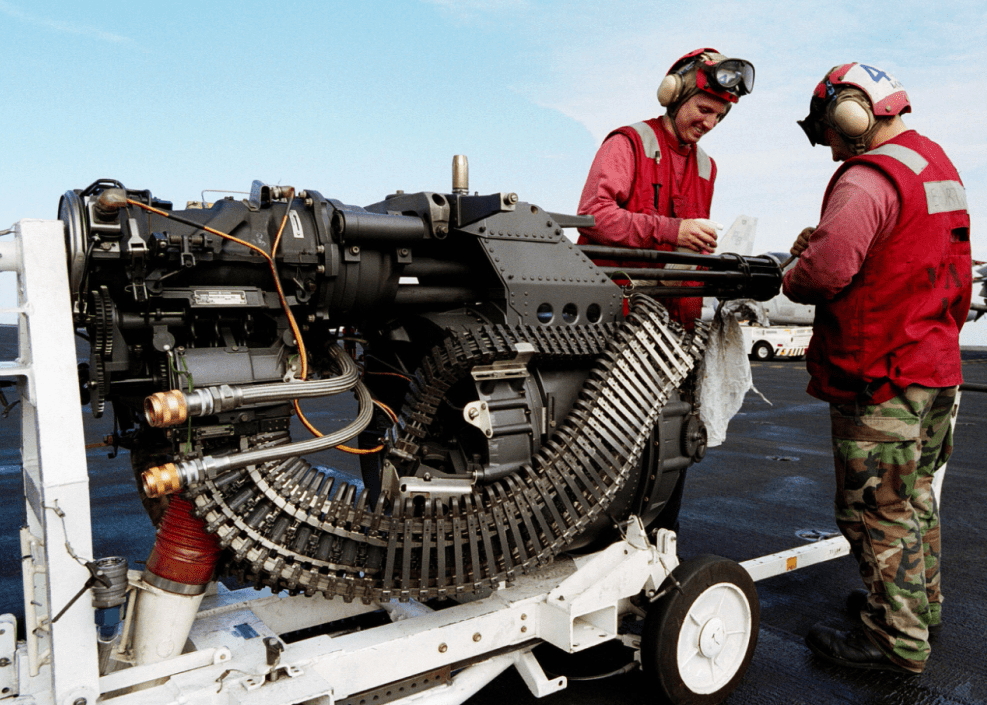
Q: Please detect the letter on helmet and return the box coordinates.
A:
[824,63,910,118]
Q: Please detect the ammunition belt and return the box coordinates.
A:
[190,295,708,602]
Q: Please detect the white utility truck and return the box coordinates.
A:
[741,323,812,361]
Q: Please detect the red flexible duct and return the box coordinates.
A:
[145,496,221,588]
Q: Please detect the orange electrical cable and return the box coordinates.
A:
[292,397,392,454]
[365,370,413,382]
[338,445,384,455]
[126,195,392,454]
[266,189,308,381]
[124,197,306,371]
[127,194,314,422]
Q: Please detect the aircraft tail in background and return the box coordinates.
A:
[716,215,756,257]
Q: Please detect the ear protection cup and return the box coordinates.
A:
[830,96,873,138]
[800,65,907,154]
[657,73,682,107]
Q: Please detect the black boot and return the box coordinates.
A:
[805,624,919,674]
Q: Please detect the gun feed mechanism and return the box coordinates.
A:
[59,164,782,605]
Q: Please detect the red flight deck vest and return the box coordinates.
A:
[611,118,716,223]
[577,118,716,327]
[806,130,972,403]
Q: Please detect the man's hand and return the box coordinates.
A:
[790,227,816,257]
[677,218,722,254]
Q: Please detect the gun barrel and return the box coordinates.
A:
[578,245,778,269]
[403,259,473,278]
[601,267,751,282]
[584,247,783,302]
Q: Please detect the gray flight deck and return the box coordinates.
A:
[0,329,984,704]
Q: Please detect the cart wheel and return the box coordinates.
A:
[641,555,759,705]
[751,342,773,361]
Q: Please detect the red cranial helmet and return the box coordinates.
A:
[657,48,755,117]
[798,63,910,155]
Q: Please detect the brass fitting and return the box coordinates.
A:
[142,463,184,498]
[145,390,188,428]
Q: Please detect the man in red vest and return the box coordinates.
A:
[576,48,755,328]
[784,63,972,675]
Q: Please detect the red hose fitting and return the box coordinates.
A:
[144,496,221,593]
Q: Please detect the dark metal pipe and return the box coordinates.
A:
[119,313,186,329]
[490,422,535,437]
[331,210,427,244]
[394,285,480,306]
[662,401,692,417]
[602,268,749,281]
[475,462,524,484]
[632,285,749,298]
[660,456,692,473]
[403,259,473,278]
[580,246,784,274]
[959,383,987,393]
[579,245,752,267]
[486,398,529,411]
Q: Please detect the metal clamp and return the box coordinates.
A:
[470,342,535,381]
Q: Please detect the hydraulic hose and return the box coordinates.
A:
[145,346,359,428]
[142,380,376,498]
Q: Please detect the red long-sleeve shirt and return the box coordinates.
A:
[783,165,900,304]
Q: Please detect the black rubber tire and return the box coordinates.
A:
[751,342,774,361]
[641,555,760,705]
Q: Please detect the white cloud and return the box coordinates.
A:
[0,0,131,43]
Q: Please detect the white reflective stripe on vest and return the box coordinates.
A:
[695,145,711,181]
[925,180,969,215]
[628,121,711,180]
[866,143,928,175]
[629,122,661,164]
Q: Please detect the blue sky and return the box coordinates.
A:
[2,0,985,340]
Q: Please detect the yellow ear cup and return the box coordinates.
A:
[657,74,682,107]
[832,98,872,138]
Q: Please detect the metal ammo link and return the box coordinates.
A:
[187,295,708,603]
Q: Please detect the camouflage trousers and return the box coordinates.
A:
[830,385,958,673]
